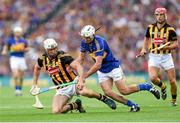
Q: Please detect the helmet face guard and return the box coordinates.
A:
[43,38,58,59]
[45,47,58,59]
[80,25,95,43]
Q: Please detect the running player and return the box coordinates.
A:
[76,25,161,112]
[139,8,178,106]
[2,26,28,96]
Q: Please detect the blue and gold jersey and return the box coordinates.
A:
[6,36,28,57]
[80,35,119,73]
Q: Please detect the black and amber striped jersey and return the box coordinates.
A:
[145,23,177,54]
[37,51,76,85]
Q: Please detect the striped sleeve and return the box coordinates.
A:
[60,51,74,64]
[37,55,45,68]
[145,25,152,38]
[169,28,177,41]
[95,39,104,56]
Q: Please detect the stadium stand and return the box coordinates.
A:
[0,0,179,78]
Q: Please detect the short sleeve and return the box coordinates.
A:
[169,29,177,41]
[60,51,74,64]
[37,58,43,68]
[145,27,150,38]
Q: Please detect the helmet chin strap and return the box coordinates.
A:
[45,50,58,59]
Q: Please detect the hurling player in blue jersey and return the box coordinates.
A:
[2,26,29,96]
[76,25,161,112]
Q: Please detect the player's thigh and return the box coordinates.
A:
[52,95,69,111]
[114,78,128,93]
[18,69,25,78]
[19,57,27,71]
[11,69,19,77]
[148,66,160,79]
[78,86,96,97]
[100,79,113,93]
[166,68,176,84]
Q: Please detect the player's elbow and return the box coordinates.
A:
[173,41,179,49]
[95,63,101,70]
[34,65,41,74]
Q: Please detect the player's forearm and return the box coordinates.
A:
[77,52,86,65]
[85,63,101,78]
[1,45,8,55]
[33,65,41,86]
[142,37,149,50]
[73,63,84,81]
[164,41,178,50]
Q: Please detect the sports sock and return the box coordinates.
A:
[157,81,166,90]
[138,83,152,91]
[98,93,107,101]
[126,100,136,107]
[68,102,78,110]
[15,86,21,90]
[172,94,177,100]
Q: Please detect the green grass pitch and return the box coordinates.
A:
[0,81,180,122]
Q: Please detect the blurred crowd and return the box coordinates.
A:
[0,0,179,77]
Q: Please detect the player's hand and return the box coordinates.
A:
[77,78,85,90]
[136,49,147,58]
[82,73,88,79]
[157,45,167,50]
[1,50,7,55]
[30,85,40,96]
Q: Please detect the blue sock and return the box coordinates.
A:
[15,86,19,90]
[138,83,152,91]
[15,86,21,90]
[19,86,22,90]
[127,100,136,107]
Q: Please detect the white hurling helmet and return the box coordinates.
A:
[80,25,95,37]
[43,38,58,50]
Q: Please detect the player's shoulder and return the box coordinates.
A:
[95,35,106,44]
[58,50,71,58]
[38,53,46,60]
[165,23,176,31]
[58,50,66,55]
[147,24,154,28]
[7,36,14,42]
[95,35,105,40]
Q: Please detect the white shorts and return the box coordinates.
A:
[55,77,79,98]
[148,53,174,70]
[97,66,125,83]
[55,84,77,99]
[10,56,27,71]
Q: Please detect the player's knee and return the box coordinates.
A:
[169,79,176,86]
[169,78,176,84]
[52,108,60,114]
[149,75,158,82]
[119,90,129,95]
[79,89,89,96]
